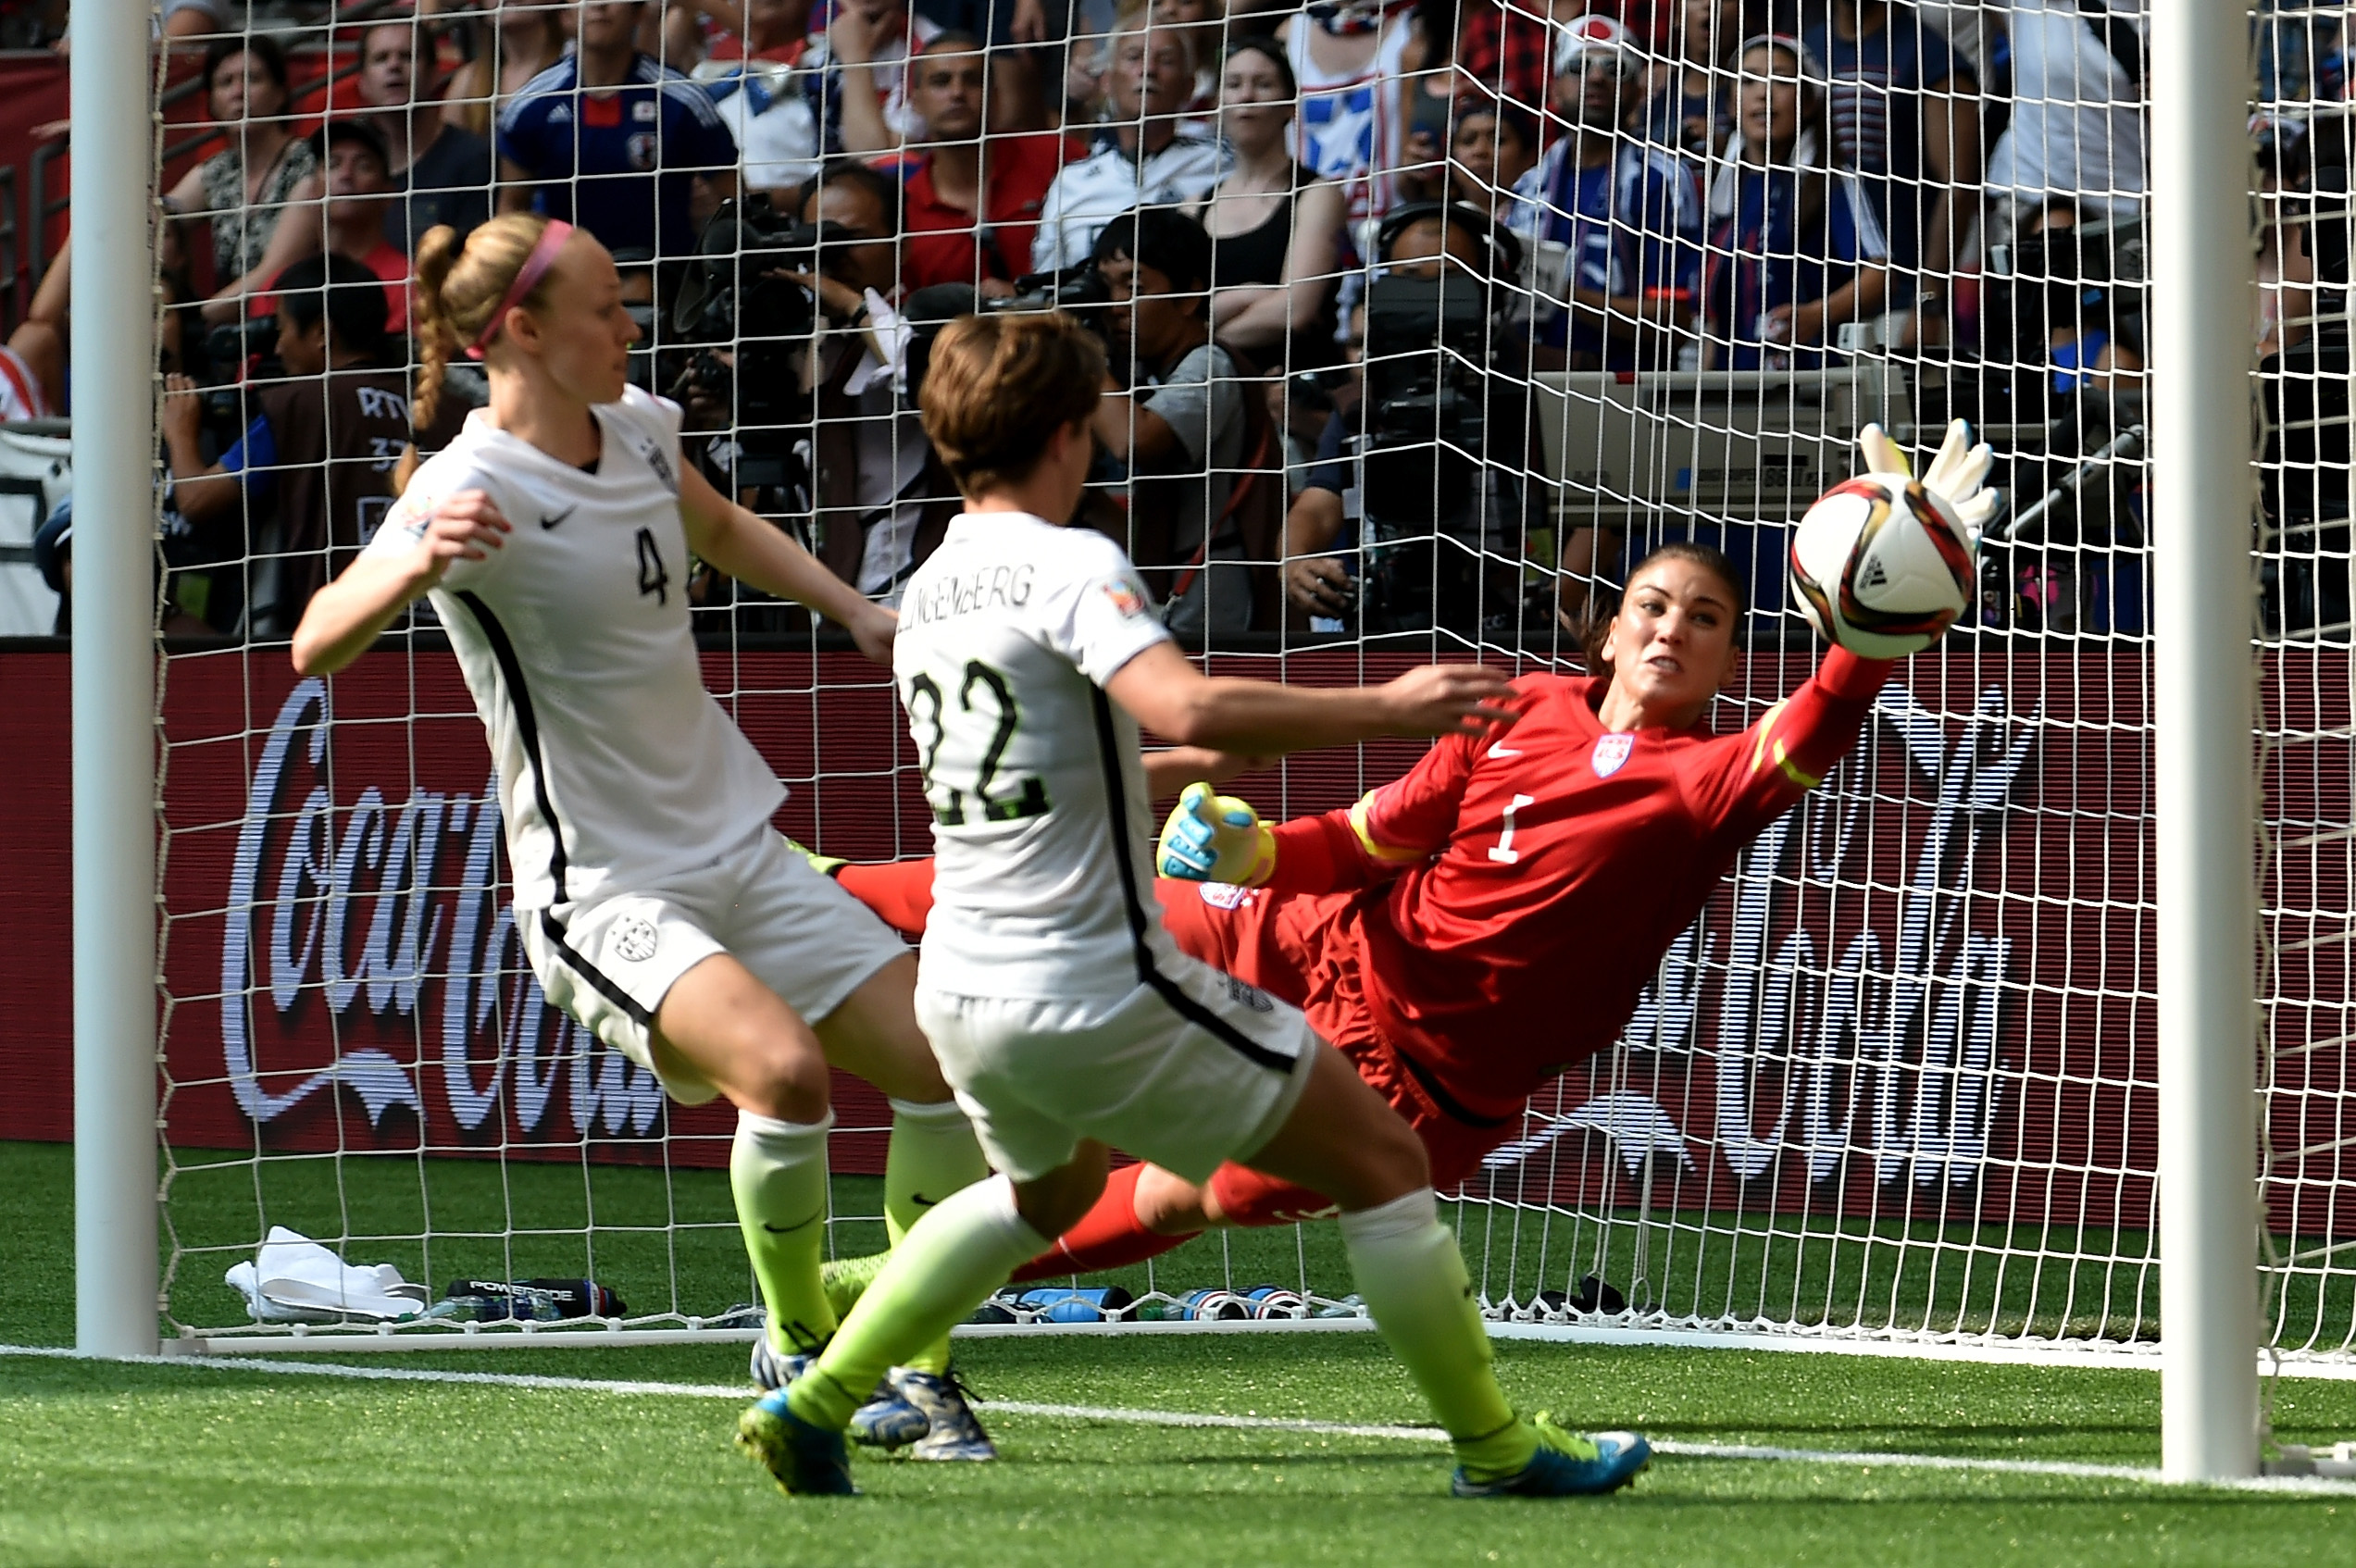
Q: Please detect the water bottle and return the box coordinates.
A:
[1175,1288,1251,1321]
[1016,1286,1135,1323]
[1243,1285,1306,1320]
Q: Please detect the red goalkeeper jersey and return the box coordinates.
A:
[1267,647,1892,1116]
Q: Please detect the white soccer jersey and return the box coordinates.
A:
[894,512,1177,1001]
[361,384,783,912]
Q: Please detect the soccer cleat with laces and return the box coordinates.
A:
[747,1338,929,1449]
[891,1368,998,1461]
[735,1388,858,1497]
[1450,1415,1650,1499]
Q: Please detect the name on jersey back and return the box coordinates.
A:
[905,564,1036,627]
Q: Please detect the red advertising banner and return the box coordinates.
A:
[0,645,2348,1240]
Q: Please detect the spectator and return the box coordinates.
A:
[2255,113,2314,364]
[696,0,827,199]
[908,0,1063,132]
[790,162,961,602]
[442,0,572,142]
[1181,37,1347,364]
[1282,0,1417,225]
[349,17,496,254]
[1091,208,1259,636]
[1030,22,1224,271]
[1447,100,1540,221]
[207,121,417,333]
[1696,33,1889,369]
[895,34,1078,294]
[1505,17,1702,369]
[1795,0,1977,301]
[1153,0,1223,120]
[1457,0,1617,119]
[163,38,318,306]
[1393,0,1467,207]
[804,0,942,156]
[496,0,742,259]
[2017,199,2140,398]
[160,254,462,639]
[1644,0,1754,160]
[1985,1,2146,240]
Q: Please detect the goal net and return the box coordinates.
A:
[120,4,2351,1370]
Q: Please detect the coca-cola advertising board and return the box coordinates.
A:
[0,645,2346,1238]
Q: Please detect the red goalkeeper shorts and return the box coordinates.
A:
[1153,879,1513,1226]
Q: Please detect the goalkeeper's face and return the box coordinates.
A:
[1599,559,1740,728]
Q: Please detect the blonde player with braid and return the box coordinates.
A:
[293,214,995,1462]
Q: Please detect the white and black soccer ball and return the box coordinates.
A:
[1789,474,1976,658]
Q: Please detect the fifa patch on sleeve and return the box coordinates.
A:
[1103,579,1149,618]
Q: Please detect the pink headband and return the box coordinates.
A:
[466,219,574,359]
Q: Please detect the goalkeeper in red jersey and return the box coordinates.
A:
[822,423,1999,1287]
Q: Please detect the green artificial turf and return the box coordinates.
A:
[9,1139,2356,1565]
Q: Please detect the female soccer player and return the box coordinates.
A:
[289,213,991,1455]
[811,424,1997,1282]
[742,308,1652,1501]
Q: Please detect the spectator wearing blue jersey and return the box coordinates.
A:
[1696,35,1889,370]
[1504,17,1702,371]
[495,0,740,259]
[1795,0,1976,319]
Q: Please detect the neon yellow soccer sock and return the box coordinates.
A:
[884,1097,991,1375]
[1338,1187,1538,1480]
[731,1110,838,1357]
[787,1175,1043,1431]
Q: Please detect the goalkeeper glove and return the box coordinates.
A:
[1156,781,1275,886]
[1855,418,2003,555]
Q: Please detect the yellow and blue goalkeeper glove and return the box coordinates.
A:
[1156,781,1275,886]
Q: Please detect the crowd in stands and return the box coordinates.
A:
[9,1,2352,642]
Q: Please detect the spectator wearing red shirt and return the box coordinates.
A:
[894,33,1077,294]
[1459,1,1668,116]
[207,120,415,336]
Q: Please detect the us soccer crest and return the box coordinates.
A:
[1592,733,1635,778]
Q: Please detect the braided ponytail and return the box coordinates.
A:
[398,213,564,488]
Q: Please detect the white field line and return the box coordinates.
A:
[5,1341,2354,1495]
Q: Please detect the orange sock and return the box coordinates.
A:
[1008,1163,1197,1283]
[835,858,939,939]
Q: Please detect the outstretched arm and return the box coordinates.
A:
[1687,645,1893,836]
[677,460,898,663]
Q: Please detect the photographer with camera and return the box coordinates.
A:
[675,160,957,611]
[1281,202,1538,638]
[1091,207,1283,641]
[161,254,468,641]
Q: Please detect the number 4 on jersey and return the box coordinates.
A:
[635,528,671,605]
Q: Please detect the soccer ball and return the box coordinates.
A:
[1789,474,1976,658]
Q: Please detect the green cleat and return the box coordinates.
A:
[736,1388,859,1497]
[1451,1414,1651,1499]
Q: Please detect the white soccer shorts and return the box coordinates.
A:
[916,951,1319,1184]
[521,826,909,1104]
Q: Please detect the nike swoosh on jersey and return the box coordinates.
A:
[1487,742,1522,759]
[540,505,578,530]
[760,1212,823,1234]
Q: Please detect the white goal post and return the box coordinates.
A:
[47,1,2325,1492]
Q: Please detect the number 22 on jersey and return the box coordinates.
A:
[906,660,1053,827]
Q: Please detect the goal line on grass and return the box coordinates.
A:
[6,1343,2351,1496]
